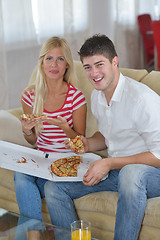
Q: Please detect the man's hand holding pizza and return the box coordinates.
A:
[65,135,88,154]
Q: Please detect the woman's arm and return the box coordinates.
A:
[57,103,87,138]
[20,100,38,145]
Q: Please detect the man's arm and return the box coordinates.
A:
[83,152,160,186]
[87,131,107,152]
[109,152,160,169]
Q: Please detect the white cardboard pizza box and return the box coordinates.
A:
[0,140,107,181]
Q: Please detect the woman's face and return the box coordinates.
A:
[42,47,68,82]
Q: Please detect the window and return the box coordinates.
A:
[2,0,89,49]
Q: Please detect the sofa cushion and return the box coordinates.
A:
[119,68,148,82]
[74,191,118,216]
[0,110,32,148]
[73,61,98,138]
[140,70,160,95]
[0,168,15,191]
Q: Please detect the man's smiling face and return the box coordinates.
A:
[82,55,118,94]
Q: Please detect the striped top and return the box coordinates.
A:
[22,84,86,153]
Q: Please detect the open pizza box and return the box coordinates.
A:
[0,140,106,181]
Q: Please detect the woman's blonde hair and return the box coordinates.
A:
[32,36,76,134]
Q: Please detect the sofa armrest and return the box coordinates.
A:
[0,109,33,147]
[8,107,23,119]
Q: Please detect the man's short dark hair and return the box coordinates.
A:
[78,34,118,63]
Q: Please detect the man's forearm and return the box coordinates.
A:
[88,131,107,152]
[108,152,160,170]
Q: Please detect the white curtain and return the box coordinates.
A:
[0,0,90,109]
[114,0,159,69]
[2,0,37,50]
[63,0,91,59]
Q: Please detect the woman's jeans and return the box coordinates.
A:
[44,164,160,240]
[14,172,47,240]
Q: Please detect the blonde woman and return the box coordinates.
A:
[14,36,87,239]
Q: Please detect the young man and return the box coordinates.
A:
[44,34,160,240]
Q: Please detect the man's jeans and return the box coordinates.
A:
[44,164,160,240]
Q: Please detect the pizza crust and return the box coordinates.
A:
[22,114,47,120]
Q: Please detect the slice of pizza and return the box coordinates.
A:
[50,156,82,177]
[68,136,84,153]
[22,113,47,120]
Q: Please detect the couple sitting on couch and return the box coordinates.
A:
[15,34,160,240]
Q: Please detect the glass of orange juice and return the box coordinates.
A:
[71,220,91,240]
